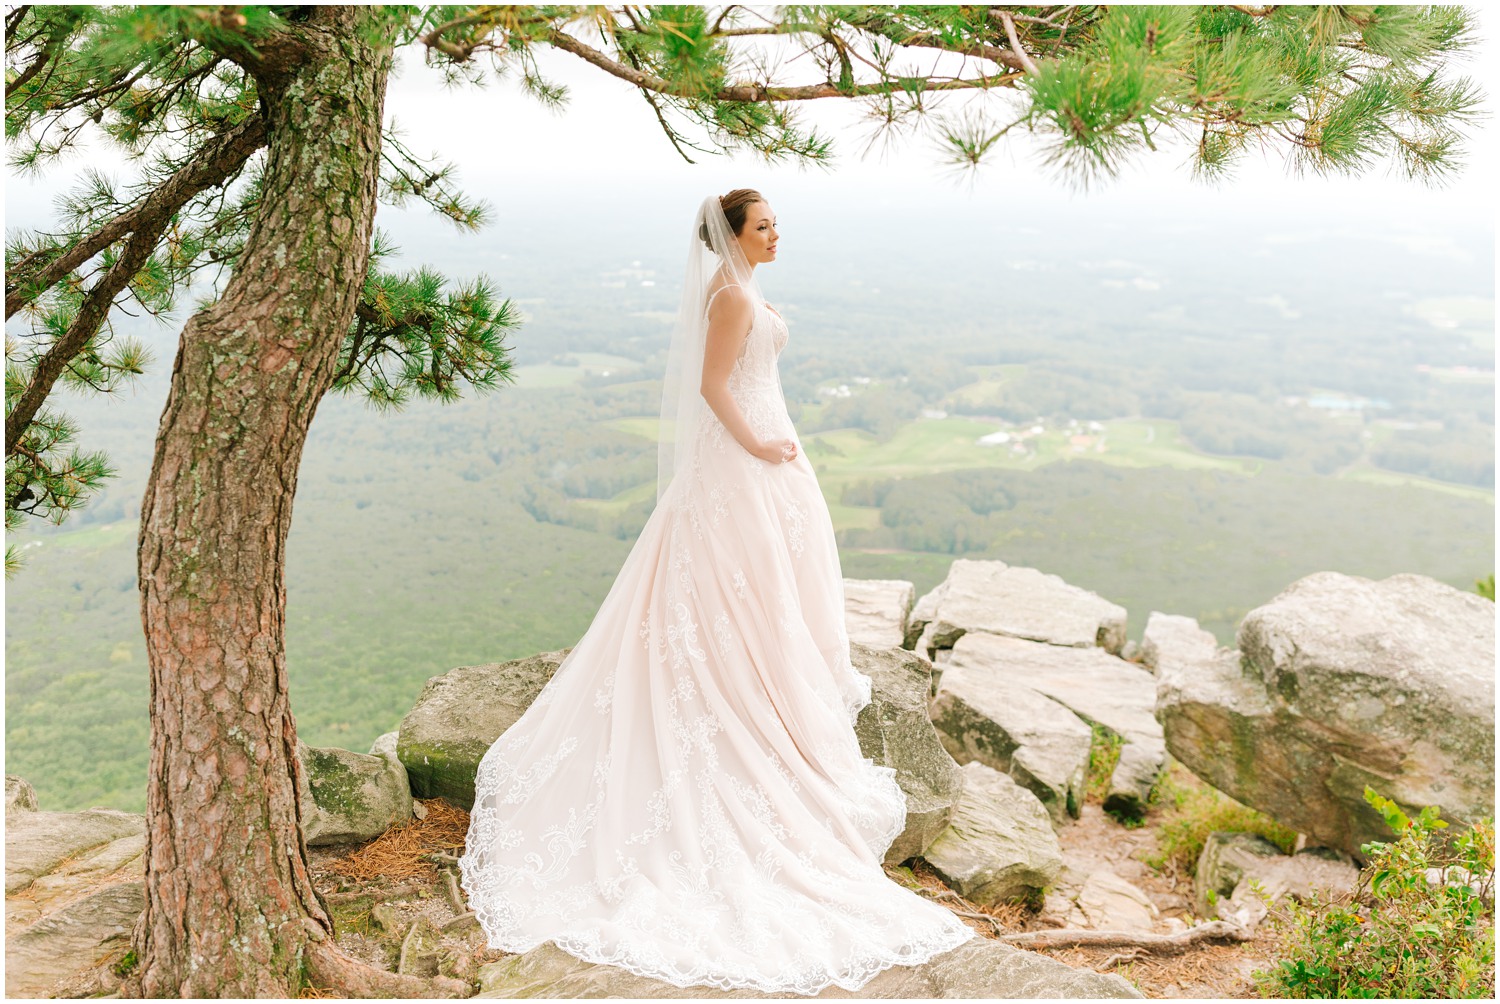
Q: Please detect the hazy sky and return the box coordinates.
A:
[6,9,1497,289]
[374,10,1500,226]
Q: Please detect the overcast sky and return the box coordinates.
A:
[373,11,1500,230]
[6,9,1497,290]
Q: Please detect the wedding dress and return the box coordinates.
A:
[457,196,975,995]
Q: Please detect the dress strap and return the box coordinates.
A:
[705,282,743,313]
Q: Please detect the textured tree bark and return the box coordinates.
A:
[124,8,413,997]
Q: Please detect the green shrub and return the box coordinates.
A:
[1141,761,1296,875]
[1255,787,1495,999]
[1085,722,1124,805]
[1477,574,1495,601]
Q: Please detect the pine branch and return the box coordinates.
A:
[5,213,163,457]
[998,11,1041,75]
[542,26,1011,101]
[5,112,267,320]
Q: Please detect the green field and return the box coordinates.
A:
[512,352,644,388]
[1337,462,1496,502]
[805,415,1263,533]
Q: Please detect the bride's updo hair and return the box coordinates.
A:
[700,188,764,253]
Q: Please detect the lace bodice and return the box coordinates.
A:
[701,285,791,448]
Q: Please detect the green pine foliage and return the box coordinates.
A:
[4,6,502,574]
[1255,787,1496,999]
[332,232,520,411]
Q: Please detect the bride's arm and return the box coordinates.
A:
[700,287,797,464]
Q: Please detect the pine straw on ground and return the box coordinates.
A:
[885,848,1274,998]
[321,798,470,883]
[1039,940,1270,998]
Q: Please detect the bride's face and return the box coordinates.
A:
[734,202,779,266]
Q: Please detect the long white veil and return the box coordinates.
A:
[656,194,764,503]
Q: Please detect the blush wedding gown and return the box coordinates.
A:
[458,282,975,994]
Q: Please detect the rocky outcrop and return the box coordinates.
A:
[1140,612,1218,675]
[928,661,1091,824]
[850,643,965,864]
[6,773,39,813]
[297,739,414,846]
[909,560,1128,658]
[1195,832,1359,929]
[923,763,1063,905]
[944,633,1166,819]
[4,783,145,998]
[397,650,568,808]
[843,578,916,649]
[1157,572,1495,858]
[475,938,1143,998]
[5,805,145,896]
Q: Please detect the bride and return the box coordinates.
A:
[458,189,975,994]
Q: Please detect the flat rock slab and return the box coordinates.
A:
[844,578,917,649]
[923,763,1063,905]
[1159,572,1495,857]
[476,938,1142,998]
[1074,870,1160,933]
[929,661,1091,824]
[910,560,1128,656]
[947,634,1166,815]
[5,808,145,896]
[5,880,143,998]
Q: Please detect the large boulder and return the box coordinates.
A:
[946,634,1167,818]
[6,774,39,814]
[844,578,917,649]
[1195,832,1359,929]
[851,643,965,864]
[1157,572,1495,858]
[922,762,1063,905]
[1140,612,1219,675]
[297,740,414,846]
[929,660,1091,824]
[909,560,1128,658]
[397,651,568,808]
[475,938,1143,998]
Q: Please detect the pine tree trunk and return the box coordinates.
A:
[127,9,394,997]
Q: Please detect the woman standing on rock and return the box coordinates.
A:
[458,189,975,994]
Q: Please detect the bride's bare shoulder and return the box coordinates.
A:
[706,280,751,314]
